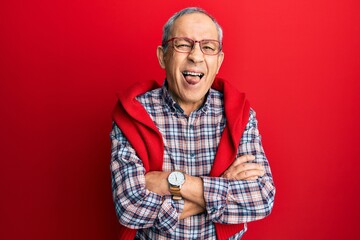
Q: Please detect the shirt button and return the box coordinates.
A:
[190,153,196,158]
[189,124,194,129]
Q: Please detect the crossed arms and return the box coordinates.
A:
[110,110,275,231]
[145,154,265,220]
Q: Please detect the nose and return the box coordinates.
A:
[187,42,204,63]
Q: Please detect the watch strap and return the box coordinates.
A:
[169,186,182,200]
[168,171,186,200]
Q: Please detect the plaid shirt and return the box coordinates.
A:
[110,83,275,240]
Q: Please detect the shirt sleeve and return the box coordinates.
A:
[201,109,276,224]
[110,122,183,232]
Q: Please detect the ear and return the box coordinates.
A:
[157,46,166,69]
[216,51,225,74]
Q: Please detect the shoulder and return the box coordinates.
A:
[208,88,224,110]
[136,87,164,112]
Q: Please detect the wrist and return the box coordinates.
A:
[181,175,205,208]
[145,171,171,196]
[168,171,186,200]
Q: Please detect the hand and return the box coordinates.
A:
[179,199,205,220]
[221,155,265,180]
[145,171,170,196]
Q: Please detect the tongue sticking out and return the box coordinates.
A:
[184,75,200,84]
[183,71,204,85]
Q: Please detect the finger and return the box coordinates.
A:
[221,169,235,179]
[232,155,256,167]
[222,168,264,180]
[222,163,264,179]
[234,163,264,173]
[221,155,259,179]
[236,169,265,180]
[243,176,259,181]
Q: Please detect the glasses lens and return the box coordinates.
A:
[200,40,220,55]
[173,38,194,53]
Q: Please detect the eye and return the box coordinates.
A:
[174,38,193,51]
[176,43,192,49]
[203,45,215,50]
[201,40,219,53]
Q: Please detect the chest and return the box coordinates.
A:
[152,112,226,176]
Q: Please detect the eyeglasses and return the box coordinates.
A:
[165,37,222,55]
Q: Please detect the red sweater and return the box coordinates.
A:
[113,78,250,240]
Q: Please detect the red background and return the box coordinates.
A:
[1,0,359,239]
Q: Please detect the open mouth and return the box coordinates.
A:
[182,71,205,80]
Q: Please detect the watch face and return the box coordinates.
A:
[168,171,185,186]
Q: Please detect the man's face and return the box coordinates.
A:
[157,13,224,112]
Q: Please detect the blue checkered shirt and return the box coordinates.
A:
[110,83,275,239]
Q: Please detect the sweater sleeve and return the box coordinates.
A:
[201,109,276,224]
[110,122,182,232]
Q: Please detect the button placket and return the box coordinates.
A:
[187,117,196,162]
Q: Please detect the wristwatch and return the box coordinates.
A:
[167,171,186,200]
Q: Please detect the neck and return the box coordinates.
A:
[174,95,206,116]
[165,82,207,116]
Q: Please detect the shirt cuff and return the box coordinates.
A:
[201,176,229,221]
[153,195,183,233]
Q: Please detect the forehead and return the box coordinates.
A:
[170,13,218,39]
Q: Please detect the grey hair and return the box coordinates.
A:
[161,7,223,51]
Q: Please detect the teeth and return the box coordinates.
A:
[183,71,204,78]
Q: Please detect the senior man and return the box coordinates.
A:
[110,7,275,240]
